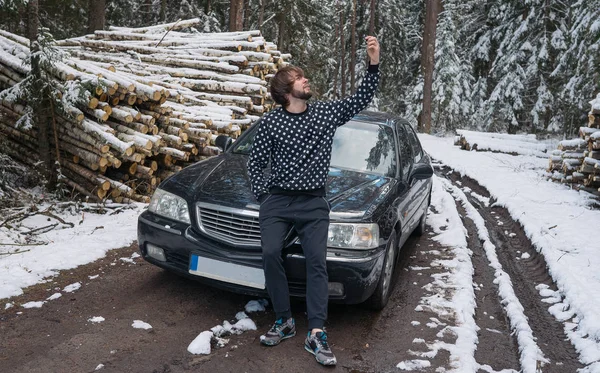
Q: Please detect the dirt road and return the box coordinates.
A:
[0,173,582,373]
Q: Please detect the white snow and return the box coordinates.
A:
[132,320,152,330]
[88,316,105,323]
[0,202,144,299]
[244,299,268,313]
[397,359,432,370]
[187,331,213,355]
[21,301,44,308]
[188,300,261,355]
[411,176,478,371]
[46,293,62,301]
[63,282,82,293]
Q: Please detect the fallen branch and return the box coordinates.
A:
[22,223,60,235]
[0,249,32,255]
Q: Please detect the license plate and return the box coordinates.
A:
[189,254,265,289]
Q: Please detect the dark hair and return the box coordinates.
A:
[270,66,304,108]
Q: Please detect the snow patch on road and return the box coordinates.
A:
[132,320,152,329]
[187,299,265,355]
[397,359,431,370]
[46,293,61,301]
[63,282,81,293]
[21,301,44,308]
[402,176,479,371]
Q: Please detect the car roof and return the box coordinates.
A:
[352,110,403,127]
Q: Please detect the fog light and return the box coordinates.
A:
[146,243,166,262]
[327,282,345,296]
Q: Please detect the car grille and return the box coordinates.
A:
[196,202,261,246]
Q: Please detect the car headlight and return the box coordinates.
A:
[327,223,379,249]
[148,188,190,224]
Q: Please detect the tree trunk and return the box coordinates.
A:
[278,11,285,52]
[419,0,440,134]
[369,0,376,35]
[205,0,212,14]
[141,0,153,26]
[339,1,346,97]
[29,0,53,184]
[243,0,250,31]
[258,0,265,33]
[350,0,357,93]
[87,0,106,34]
[333,22,340,100]
[159,0,167,22]
[27,0,38,43]
[229,0,244,31]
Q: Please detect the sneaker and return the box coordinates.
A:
[304,330,337,366]
[260,317,296,346]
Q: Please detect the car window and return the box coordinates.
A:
[231,122,260,155]
[330,121,397,177]
[404,124,423,163]
[232,119,397,177]
[396,124,412,178]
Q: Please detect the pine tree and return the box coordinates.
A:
[553,0,600,137]
[378,0,424,118]
[430,0,473,133]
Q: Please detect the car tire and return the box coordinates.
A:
[367,230,398,310]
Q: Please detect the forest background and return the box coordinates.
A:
[0,0,599,138]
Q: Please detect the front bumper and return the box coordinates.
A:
[137,210,386,304]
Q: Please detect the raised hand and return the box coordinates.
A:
[365,36,380,65]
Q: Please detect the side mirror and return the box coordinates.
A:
[215,135,233,152]
[410,163,434,180]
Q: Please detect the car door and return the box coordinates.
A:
[403,123,430,230]
[394,122,418,242]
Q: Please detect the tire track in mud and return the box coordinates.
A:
[442,168,584,372]
[450,192,521,371]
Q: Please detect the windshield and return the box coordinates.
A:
[232,119,397,177]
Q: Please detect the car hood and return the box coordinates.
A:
[162,154,394,220]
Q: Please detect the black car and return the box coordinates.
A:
[137,111,433,309]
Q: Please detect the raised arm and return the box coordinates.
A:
[327,36,381,126]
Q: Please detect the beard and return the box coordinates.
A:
[291,88,312,101]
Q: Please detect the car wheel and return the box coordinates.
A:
[367,230,398,310]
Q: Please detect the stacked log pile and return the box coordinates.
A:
[0,19,291,203]
[453,129,551,158]
[546,98,600,196]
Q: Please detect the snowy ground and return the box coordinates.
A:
[415,134,600,373]
[0,202,144,299]
[1,133,599,372]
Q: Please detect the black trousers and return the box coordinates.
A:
[259,194,330,330]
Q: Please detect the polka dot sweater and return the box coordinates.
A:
[247,65,380,200]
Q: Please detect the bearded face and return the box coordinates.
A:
[291,87,313,100]
[289,73,312,101]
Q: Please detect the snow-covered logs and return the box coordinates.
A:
[0,20,290,202]
[546,97,600,196]
[453,130,551,158]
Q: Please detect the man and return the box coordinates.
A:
[247,36,380,366]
